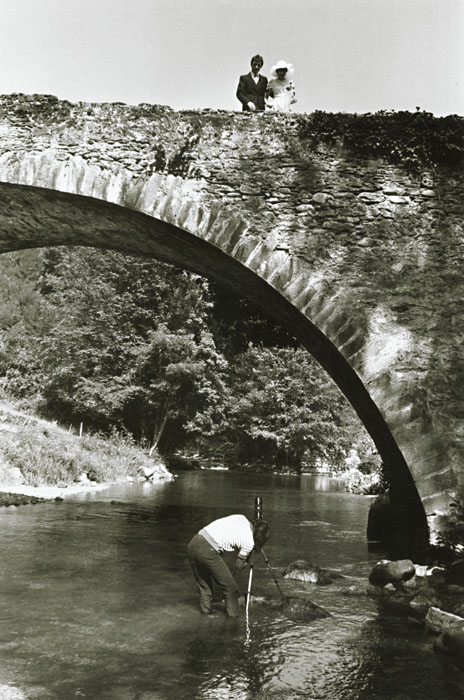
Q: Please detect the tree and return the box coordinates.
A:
[125,324,228,451]
[220,344,357,472]
[208,281,298,356]
[36,247,227,445]
[0,250,53,397]
[0,246,369,475]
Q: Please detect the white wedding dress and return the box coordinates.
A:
[266,78,296,113]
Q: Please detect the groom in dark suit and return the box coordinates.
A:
[236,55,268,112]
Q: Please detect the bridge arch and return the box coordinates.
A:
[1,96,463,554]
[0,169,427,556]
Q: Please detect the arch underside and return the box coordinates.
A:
[0,182,429,556]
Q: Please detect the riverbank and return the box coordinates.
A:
[0,399,172,506]
[168,453,383,494]
[0,479,134,506]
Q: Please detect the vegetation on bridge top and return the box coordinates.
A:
[296,109,464,171]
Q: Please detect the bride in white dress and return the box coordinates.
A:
[265,60,297,113]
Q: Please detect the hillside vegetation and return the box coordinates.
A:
[0,396,169,494]
[0,246,381,484]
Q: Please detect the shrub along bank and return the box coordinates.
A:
[0,398,169,505]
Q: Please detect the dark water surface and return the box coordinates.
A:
[0,470,461,699]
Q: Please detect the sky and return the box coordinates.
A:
[1,0,463,116]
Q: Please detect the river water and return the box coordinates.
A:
[0,470,461,700]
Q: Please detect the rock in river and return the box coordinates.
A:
[369,559,416,588]
[247,594,331,621]
[283,559,342,585]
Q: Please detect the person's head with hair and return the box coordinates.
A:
[250,55,264,75]
[252,519,269,552]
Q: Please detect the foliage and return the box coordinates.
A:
[0,246,376,478]
[216,344,357,473]
[208,281,298,356]
[435,496,464,554]
[340,432,386,494]
[344,466,386,496]
[123,324,228,451]
[36,247,219,444]
[0,250,52,397]
[297,110,464,172]
[1,409,165,487]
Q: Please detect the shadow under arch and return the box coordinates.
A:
[0,182,428,558]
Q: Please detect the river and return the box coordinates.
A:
[0,470,461,699]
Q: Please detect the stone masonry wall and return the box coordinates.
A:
[0,94,463,538]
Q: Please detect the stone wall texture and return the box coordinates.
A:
[0,94,463,544]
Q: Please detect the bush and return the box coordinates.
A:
[344,466,386,495]
[436,497,464,555]
[2,418,167,487]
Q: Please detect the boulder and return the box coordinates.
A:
[340,585,370,597]
[244,594,330,621]
[443,584,464,596]
[414,564,446,579]
[426,606,464,634]
[281,596,331,622]
[409,593,439,616]
[451,602,464,618]
[283,560,342,585]
[139,465,156,480]
[436,620,464,662]
[402,567,447,595]
[139,464,172,481]
[368,559,415,588]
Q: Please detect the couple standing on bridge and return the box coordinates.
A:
[236,54,297,113]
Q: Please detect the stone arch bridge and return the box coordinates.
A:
[0,94,463,553]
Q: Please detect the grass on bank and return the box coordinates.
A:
[0,399,169,487]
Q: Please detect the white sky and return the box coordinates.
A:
[1,0,463,116]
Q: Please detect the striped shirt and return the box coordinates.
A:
[200,514,254,559]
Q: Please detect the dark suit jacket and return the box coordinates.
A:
[236,72,268,111]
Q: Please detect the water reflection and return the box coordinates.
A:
[0,471,460,699]
[184,608,459,700]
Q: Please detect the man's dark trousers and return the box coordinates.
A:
[188,534,239,616]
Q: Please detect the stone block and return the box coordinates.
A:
[312,192,331,205]
[388,195,410,204]
[426,606,464,634]
[357,192,383,203]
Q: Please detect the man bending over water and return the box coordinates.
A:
[188,514,269,617]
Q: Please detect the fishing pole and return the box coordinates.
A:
[252,495,284,598]
[261,547,285,599]
[245,496,263,620]
[245,549,255,618]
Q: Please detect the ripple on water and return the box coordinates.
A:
[251,615,375,698]
[0,471,460,700]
